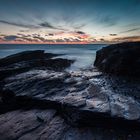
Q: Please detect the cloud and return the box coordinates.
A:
[112,36,140,42]
[19,30,30,32]
[0,20,39,29]
[0,20,68,31]
[120,27,140,33]
[39,22,67,31]
[100,38,105,41]
[45,33,54,36]
[33,36,46,42]
[76,31,85,34]
[73,24,86,29]
[110,34,117,36]
[100,15,117,27]
[4,35,18,41]
[17,33,31,37]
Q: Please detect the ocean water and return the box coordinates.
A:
[0,44,107,71]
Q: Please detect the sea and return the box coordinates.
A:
[0,44,107,71]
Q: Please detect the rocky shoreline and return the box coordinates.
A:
[0,42,140,140]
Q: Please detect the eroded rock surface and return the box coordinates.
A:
[0,109,140,140]
[0,48,140,139]
[2,69,140,125]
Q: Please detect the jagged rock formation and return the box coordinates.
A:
[0,47,140,140]
[94,42,140,77]
[0,50,74,80]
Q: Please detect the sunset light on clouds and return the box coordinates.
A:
[0,0,140,44]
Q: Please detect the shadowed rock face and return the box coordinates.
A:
[0,47,140,139]
[0,50,74,80]
[0,50,57,66]
[94,42,140,77]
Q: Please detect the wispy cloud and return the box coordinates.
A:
[120,27,140,33]
[0,20,68,31]
[112,36,140,42]
[100,15,118,27]
[0,20,39,29]
[72,24,86,29]
[39,22,68,31]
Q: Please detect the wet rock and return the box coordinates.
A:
[62,95,86,107]
[0,50,74,80]
[94,42,140,77]
[2,69,140,127]
[0,49,140,139]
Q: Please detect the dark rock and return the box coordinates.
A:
[43,58,74,71]
[2,69,140,126]
[0,109,140,140]
[0,50,74,80]
[0,109,58,140]
[0,50,44,67]
[0,48,140,139]
[94,42,140,77]
[0,50,58,67]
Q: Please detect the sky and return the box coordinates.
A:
[0,0,140,44]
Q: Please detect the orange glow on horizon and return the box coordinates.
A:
[0,40,95,44]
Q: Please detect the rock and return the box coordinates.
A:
[2,69,140,127]
[43,58,74,71]
[0,50,74,80]
[0,50,57,67]
[0,109,58,140]
[0,48,140,139]
[1,109,140,140]
[94,42,140,77]
[62,95,86,107]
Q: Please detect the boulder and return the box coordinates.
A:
[94,42,140,77]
